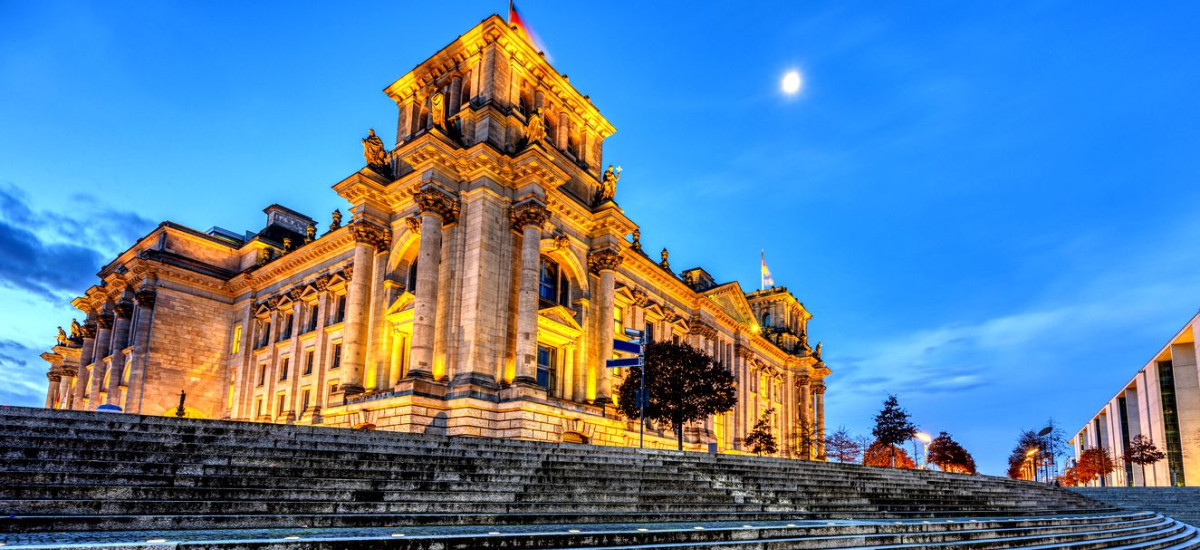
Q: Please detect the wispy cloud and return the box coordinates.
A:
[0,339,49,407]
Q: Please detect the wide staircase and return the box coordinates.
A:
[0,406,1196,549]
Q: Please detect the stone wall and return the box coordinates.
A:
[140,287,233,418]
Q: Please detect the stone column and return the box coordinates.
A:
[797,374,811,459]
[509,199,549,387]
[124,288,157,413]
[588,248,622,405]
[107,302,134,406]
[340,220,389,396]
[407,186,459,381]
[88,313,113,406]
[58,368,74,409]
[813,381,826,459]
[46,372,61,408]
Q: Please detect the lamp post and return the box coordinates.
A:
[1026,447,1039,482]
[915,432,932,469]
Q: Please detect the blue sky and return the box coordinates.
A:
[2,1,1199,475]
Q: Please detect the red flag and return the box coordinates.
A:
[508,1,549,58]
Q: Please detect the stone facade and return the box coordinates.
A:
[41,15,831,457]
[1072,312,1200,486]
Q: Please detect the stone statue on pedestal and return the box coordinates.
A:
[362,129,389,168]
[330,209,342,232]
[526,110,546,145]
[430,92,446,129]
[599,165,621,203]
[56,327,68,347]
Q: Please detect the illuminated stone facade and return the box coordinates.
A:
[1071,312,1200,486]
[41,15,831,456]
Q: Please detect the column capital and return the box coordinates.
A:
[81,323,98,339]
[795,374,810,388]
[587,247,622,274]
[47,372,62,383]
[96,312,114,330]
[509,199,549,232]
[348,220,390,250]
[114,302,135,320]
[811,381,826,394]
[134,289,157,309]
[414,185,460,224]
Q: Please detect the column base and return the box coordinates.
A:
[338,383,365,396]
[393,377,448,399]
[500,383,547,401]
[511,375,539,388]
[404,370,435,381]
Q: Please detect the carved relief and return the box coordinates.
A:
[587,248,622,274]
[414,186,460,224]
[405,215,422,235]
[508,200,550,232]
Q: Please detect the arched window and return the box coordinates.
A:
[539,257,570,306]
[762,312,772,328]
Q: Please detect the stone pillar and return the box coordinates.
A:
[124,288,157,413]
[813,381,826,459]
[45,372,61,408]
[509,199,549,387]
[588,248,622,405]
[88,313,113,406]
[407,186,459,381]
[797,374,811,459]
[107,302,134,406]
[58,369,74,409]
[340,220,389,395]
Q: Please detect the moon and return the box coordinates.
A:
[782,70,802,95]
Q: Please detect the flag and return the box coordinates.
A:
[508,1,549,58]
[760,250,774,290]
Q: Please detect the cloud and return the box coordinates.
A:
[0,339,48,407]
[0,183,154,300]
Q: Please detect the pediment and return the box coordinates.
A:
[704,281,756,325]
[386,291,416,316]
[538,305,582,332]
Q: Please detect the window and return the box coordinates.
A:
[407,261,419,293]
[257,363,267,386]
[644,323,654,343]
[279,311,293,340]
[231,324,242,354]
[254,397,263,418]
[330,343,342,369]
[536,345,557,390]
[279,357,289,381]
[613,306,624,337]
[762,313,772,328]
[303,349,315,375]
[538,257,569,306]
[257,320,271,348]
[333,295,347,324]
[276,393,287,416]
[306,304,319,332]
[301,388,311,412]
[327,381,339,406]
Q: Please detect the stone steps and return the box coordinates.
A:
[6,406,1188,550]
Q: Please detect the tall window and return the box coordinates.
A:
[762,313,772,328]
[276,393,287,416]
[257,320,272,348]
[613,306,624,337]
[306,304,319,332]
[407,261,419,293]
[279,357,290,381]
[278,311,293,340]
[330,343,342,370]
[536,344,557,390]
[333,295,347,324]
[304,349,315,375]
[301,388,311,412]
[231,324,242,354]
[644,322,654,343]
[255,397,263,418]
[539,257,569,306]
[257,363,267,386]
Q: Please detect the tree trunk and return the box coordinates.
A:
[675,420,683,451]
[1140,463,1146,487]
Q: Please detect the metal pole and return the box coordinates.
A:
[639,363,645,449]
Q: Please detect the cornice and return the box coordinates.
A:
[228,228,355,294]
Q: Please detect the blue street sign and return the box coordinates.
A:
[605,357,643,369]
[612,339,643,355]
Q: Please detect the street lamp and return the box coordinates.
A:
[915,432,932,469]
[1026,447,1039,482]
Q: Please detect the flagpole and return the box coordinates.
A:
[508,0,514,22]
[760,250,765,291]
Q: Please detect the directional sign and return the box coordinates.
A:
[612,339,643,355]
[605,357,643,369]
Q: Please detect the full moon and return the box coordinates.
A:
[782,70,802,94]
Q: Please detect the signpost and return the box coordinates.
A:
[607,328,646,448]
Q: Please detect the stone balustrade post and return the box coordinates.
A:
[588,247,622,405]
[407,186,459,381]
[509,199,549,387]
[339,220,389,395]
